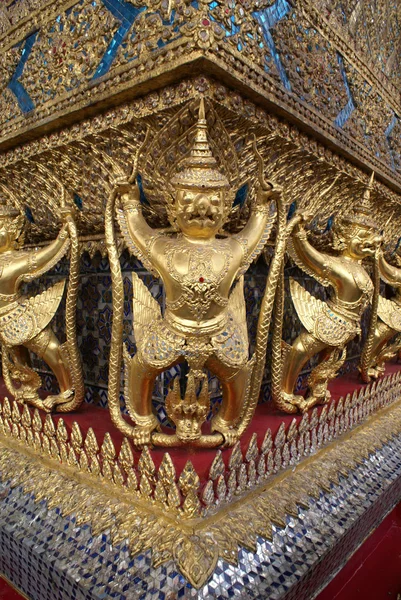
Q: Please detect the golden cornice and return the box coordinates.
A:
[0,1,399,198]
[0,79,400,249]
[299,0,401,110]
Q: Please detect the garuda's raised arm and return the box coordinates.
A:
[378,250,401,287]
[1,209,72,293]
[232,185,279,274]
[115,180,164,276]
[288,220,333,287]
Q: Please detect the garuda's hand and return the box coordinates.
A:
[118,181,141,210]
[257,181,283,203]
[60,204,76,226]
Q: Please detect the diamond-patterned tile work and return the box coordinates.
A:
[1,434,401,599]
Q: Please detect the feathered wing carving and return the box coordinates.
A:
[377,296,401,332]
[290,278,356,346]
[0,280,66,346]
[131,272,162,344]
[287,237,330,287]
[290,278,325,334]
[228,276,248,343]
[28,280,66,332]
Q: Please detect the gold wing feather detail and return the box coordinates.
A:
[290,278,356,345]
[378,296,401,332]
[290,278,326,334]
[0,280,66,346]
[132,272,162,344]
[287,237,330,287]
[228,276,248,343]
[27,280,66,336]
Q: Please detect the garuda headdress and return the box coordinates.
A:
[170,98,230,193]
[139,97,241,224]
[339,171,378,231]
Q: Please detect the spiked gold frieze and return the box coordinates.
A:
[1,369,400,588]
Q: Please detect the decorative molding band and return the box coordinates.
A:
[0,1,399,192]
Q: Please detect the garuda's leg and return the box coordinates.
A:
[279,330,331,413]
[367,320,398,378]
[127,353,181,445]
[206,354,249,445]
[25,327,73,410]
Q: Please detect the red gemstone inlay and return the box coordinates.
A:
[202,18,210,26]
[199,277,205,283]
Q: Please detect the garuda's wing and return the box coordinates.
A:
[228,276,248,343]
[290,278,356,346]
[287,237,330,287]
[378,296,401,332]
[1,280,66,346]
[132,272,162,344]
[290,278,326,334]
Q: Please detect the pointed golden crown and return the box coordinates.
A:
[170,98,230,191]
[341,171,378,229]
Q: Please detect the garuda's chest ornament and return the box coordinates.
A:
[105,98,299,448]
[165,236,231,320]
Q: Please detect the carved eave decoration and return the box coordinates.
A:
[0,0,399,194]
[0,81,400,249]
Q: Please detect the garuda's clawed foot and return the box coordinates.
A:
[211,416,240,447]
[130,414,160,448]
[43,389,74,412]
[275,392,301,414]
[18,393,43,411]
[367,366,385,380]
[296,390,330,413]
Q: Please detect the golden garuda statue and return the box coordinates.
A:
[105,98,300,448]
[0,192,84,413]
[360,246,401,380]
[273,175,382,413]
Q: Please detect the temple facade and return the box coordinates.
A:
[0,1,400,598]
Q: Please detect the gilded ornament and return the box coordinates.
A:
[0,183,84,413]
[105,97,301,448]
[273,173,382,413]
[360,245,401,380]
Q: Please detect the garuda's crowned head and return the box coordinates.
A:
[170,99,230,239]
[333,172,382,259]
[0,199,24,253]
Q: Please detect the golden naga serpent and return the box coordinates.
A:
[105,132,299,446]
[57,191,85,412]
[360,247,381,383]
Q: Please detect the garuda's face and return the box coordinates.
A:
[174,189,225,238]
[346,225,382,260]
